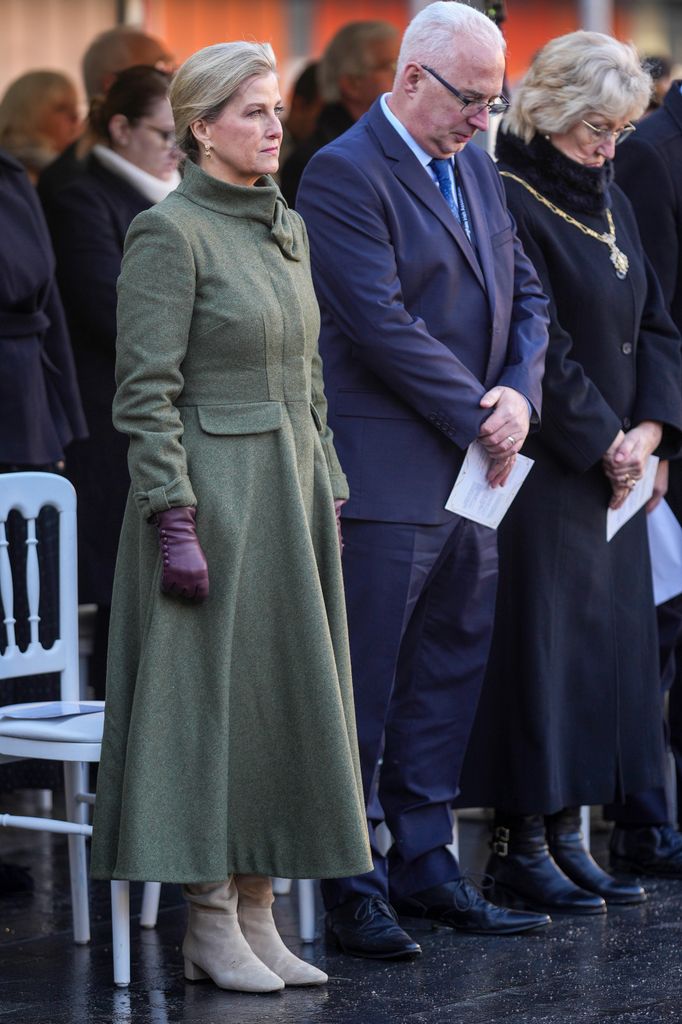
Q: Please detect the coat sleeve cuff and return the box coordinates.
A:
[134,474,197,520]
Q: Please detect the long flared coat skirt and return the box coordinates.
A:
[459,160,682,814]
[90,162,371,882]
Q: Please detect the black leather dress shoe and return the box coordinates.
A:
[392,879,550,935]
[610,825,682,879]
[326,895,422,959]
[546,809,646,905]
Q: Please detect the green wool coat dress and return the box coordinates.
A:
[90,159,372,882]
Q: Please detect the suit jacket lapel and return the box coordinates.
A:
[367,104,486,291]
[457,152,496,317]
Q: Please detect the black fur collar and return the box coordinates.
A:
[495,128,613,215]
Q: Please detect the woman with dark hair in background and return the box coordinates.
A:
[42,66,180,698]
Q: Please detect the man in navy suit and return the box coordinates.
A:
[297,1,550,959]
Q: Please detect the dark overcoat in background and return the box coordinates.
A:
[0,148,87,789]
[459,132,682,814]
[41,156,150,605]
[615,83,682,520]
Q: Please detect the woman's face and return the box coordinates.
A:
[548,112,633,169]
[37,85,80,152]
[111,97,179,180]
[194,72,284,186]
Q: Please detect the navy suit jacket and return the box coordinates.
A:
[297,100,549,524]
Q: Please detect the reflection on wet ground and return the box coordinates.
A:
[1,809,681,1023]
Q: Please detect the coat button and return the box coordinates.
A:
[621,342,633,355]
[622,417,632,429]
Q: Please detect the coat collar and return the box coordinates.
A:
[365,100,486,291]
[177,159,303,260]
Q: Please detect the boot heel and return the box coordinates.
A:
[184,958,209,982]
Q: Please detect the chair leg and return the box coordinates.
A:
[111,880,131,987]
[63,761,90,944]
[297,879,316,943]
[140,881,162,928]
[272,877,292,896]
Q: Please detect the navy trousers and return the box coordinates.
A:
[605,593,682,827]
[321,515,498,910]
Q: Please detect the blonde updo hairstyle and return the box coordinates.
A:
[170,41,277,163]
[503,31,652,144]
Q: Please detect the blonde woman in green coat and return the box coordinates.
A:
[90,41,372,992]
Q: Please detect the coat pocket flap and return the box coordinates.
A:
[197,402,283,435]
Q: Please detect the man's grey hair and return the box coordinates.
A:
[396,1,505,80]
[318,21,399,103]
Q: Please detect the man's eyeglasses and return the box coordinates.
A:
[140,122,178,148]
[420,64,509,117]
[580,119,636,146]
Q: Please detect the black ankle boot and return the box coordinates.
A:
[486,813,606,915]
[546,809,646,905]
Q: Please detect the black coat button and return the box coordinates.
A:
[621,342,633,355]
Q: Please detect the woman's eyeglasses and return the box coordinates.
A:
[580,119,636,146]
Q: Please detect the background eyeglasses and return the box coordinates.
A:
[140,122,178,148]
[580,119,636,146]
[420,64,509,117]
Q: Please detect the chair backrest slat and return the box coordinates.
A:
[0,474,79,701]
[25,517,41,648]
[0,518,17,651]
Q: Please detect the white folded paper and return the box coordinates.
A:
[0,701,103,719]
[606,455,658,542]
[445,440,534,529]
[647,499,682,605]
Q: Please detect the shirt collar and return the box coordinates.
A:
[379,92,438,171]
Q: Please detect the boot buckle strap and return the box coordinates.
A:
[493,826,510,857]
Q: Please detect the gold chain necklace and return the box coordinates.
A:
[500,170,629,280]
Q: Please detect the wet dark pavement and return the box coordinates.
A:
[2,810,682,1024]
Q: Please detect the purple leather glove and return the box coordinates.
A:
[151,506,209,601]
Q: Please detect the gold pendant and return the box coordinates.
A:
[609,243,629,280]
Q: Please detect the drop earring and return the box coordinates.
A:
[204,144,212,158]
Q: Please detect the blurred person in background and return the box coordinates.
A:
[41,65,180,700]
[39,25,172,200]
[642,56,674,116]
[278,61,322,171]
[0,146,87,893]
[460,31,682,915]
[280,20,399,206]
[0,70,80,182]
[609,72,682,876]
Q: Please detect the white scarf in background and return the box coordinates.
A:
[92,144,180,203]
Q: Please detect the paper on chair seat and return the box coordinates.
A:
[0,705,104,743]
[445,441,534,529]
[0,701,104,719]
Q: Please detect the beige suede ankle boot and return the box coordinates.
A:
[182,877,284,992]
[236,874,328,986]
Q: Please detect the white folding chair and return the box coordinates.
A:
[0,472,158,986]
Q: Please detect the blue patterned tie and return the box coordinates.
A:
[430,158,472,241]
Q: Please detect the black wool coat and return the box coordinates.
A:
[615,82,682,520]
[459,131,682,814]
[0,149,86,465]
[41,155,151,604]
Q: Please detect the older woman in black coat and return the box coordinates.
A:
[459,32,682,914]
[41,67,179,696]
